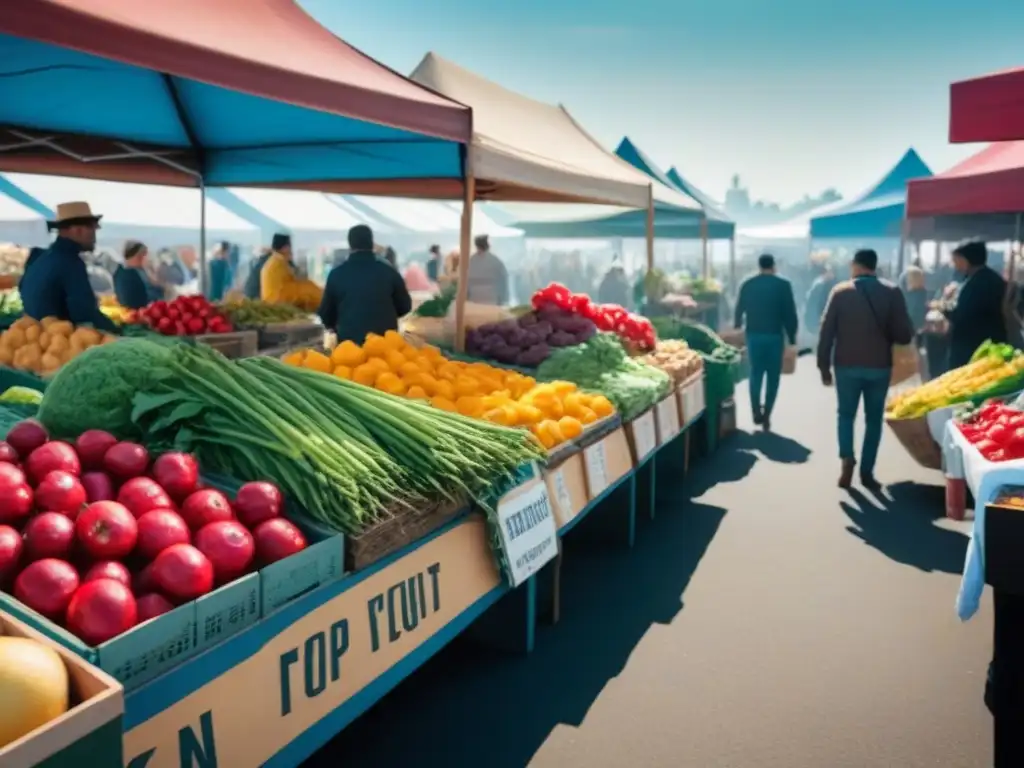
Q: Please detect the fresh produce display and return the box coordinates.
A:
[99,295,134,326]
[0,386,42,406]
[285,332,614,448]
[132,295,234,337]
[537,333,671,420]
[954,400,1024,462]
[465,303,597,367]
[652,318,741,363]
[639,340,704,385]
[414,284,457,318]
[0,289,23,320]
[0,402,40,440]
[219,298,309,326]
[0,418,303,645]
[37,339,545,533]
[994,485,1024,508]
[0,316,117,376]
[531,283,656,351]
[0,633,70,748]
[887,341,1024,419]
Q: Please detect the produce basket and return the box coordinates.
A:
[250,320,323,351]
[344,494,469,572]
[402,316,449,347]
[194,330,258,359]
[890,344,919,386]
[885,415,943,470]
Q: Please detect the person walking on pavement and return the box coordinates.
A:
[817,249,914,489]
[733,253,798,431]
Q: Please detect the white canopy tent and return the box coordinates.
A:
[342,196,522,239]
[2,174,260,251]
[0,190,48,247]
[738,199,849,244]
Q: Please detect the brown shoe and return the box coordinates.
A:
[838,458,856,489]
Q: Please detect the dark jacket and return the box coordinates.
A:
[113,266,150,310]
[318,251,413,344]
[207,259,231,302]
[597,268,630,308]
[817,275,914,371]
[734,273,798,343]
[20,237,117,332]
[944,266,1008,369]
[244,253,271,299]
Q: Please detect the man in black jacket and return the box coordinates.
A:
[734,254,798,430]
[943,240,1010,369]
[318,225,412,344]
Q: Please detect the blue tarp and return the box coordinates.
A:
[614,137,734,239]
[0,25,465,187]
[809,149,932,239]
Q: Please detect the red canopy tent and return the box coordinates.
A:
[950,67,1024,143]
[906,142,1024,217]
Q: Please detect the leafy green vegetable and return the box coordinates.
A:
[37,338,175,438]
[414,284,457,318]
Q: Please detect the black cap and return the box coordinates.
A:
[348,224,374,252]
[271,233,291,251]
[853,249,878,271]
[757,253,775,270]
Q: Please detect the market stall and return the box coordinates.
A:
[0,176,49,248]
[950,66,1024,144]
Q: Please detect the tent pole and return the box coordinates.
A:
[645,184,655,273]
[199,178,207,296]
[454,166,476,353]
[896,219,907,277]
[933,240,941,271]
[1012,213,1022,282]
[729,236,737,297]
[700,214,709,279]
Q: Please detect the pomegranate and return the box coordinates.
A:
[136,593,175,623]
[102,442,149,480]
[75,501,138,560]
[23,512,76,560]
[74,430,118,471]
[66,579,138,645]
[25,441,80,484]
[195,521,254,583]
[83,560,132,588]
[0,524,22,584]
[180,489,233,531]
[5,419,49,459]
[151,452,199,501]
[253,518,307,565]
[35,470,87,517]
[0,441,19,464]
[117,477,174,519]
[14,559,79,619]
[80,472,115,503]
[234,482,282,528]
[151,544,214,601]
[136,509,191,560]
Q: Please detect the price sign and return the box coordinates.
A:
[496,480,558,586]
[656,395,679,441]
[689,378,706,419]
[632,411,657,460]
[585,440,609,497]
[550,468,573,518]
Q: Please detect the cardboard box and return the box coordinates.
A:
[655,392,681,444]
[0,610,123,768]
[677,372,706,427]
[582,427,633,500]
[624,408,658,464]
[545,452,588,529]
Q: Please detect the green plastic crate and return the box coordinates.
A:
[0,365,48,393]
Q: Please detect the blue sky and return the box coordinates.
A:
[302,0,1024,206]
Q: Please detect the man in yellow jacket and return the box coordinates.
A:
[260,233,322,310]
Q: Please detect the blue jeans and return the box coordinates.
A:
[746,333,784,418]
[835,366,890,475]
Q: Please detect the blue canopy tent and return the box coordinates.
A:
[0,0,472,289]
[809,149,932,244]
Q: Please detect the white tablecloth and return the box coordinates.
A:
[947,423,1024,620]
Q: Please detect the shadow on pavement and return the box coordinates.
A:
[839,481,968,574]
[307,499,727,768]
[732,429,812,465]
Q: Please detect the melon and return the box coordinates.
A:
[0,636,70,748]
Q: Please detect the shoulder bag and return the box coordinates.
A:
[855,280,917,386]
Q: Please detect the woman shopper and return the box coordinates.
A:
[816,249,914,489]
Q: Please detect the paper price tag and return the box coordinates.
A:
[585,440,609,497]
[496,480,558,586]
[657,396,679,440]
[633,411,657,459]
[551,468,573,516]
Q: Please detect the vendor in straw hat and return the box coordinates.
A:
[19,201,117,332]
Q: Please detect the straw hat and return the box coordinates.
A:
[47,201,102,231]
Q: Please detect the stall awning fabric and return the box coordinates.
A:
[409,53,701,210]
[0,0,470,188]
[809,149,932,239]
[950,68,1024,144]
[339,196,523,239]
[665,167,732,223]
[905,142,1024,242]
[3,173,260,248]
[0,176,50,247]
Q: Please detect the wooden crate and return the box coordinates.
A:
[252,321,324,350]
[195,330,259,359]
